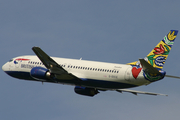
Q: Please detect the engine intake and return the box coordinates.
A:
[30,67,52,81]
[74,86,99,97]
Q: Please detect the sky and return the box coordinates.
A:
[1,0,180,120]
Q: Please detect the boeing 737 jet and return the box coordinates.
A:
[2,30,179,96]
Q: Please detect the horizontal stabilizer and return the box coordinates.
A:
[165,75,180,79]
[139,59,161,75]
[116,89,168,96]
[139,59,166,81]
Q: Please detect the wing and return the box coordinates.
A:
[32,47,81,82]
[165,75,180,79]
[116,89,168,96]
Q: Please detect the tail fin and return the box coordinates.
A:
[145,30,178,70]
[128,30,178,70]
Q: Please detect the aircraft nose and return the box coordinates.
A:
[2,62,9,72]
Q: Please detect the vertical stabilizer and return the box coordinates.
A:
[128,30,178,70]
[145,30,178,70]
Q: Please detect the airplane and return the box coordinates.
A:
[2,30,180,97]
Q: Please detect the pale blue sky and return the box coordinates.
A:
[1,1,180,120]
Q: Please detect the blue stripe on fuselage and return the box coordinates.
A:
[4,71,35,80]
[4,71,137,89]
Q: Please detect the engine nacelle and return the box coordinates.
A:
[30,67,52,81]
[74,86,99,97]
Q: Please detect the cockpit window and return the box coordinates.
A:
[9,59,13,62]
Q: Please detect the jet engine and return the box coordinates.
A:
[30,67,53,81]
[74,86,99,97]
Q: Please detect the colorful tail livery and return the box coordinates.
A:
[146,30,178,70]
[128,30,178,82]
[128,30,178,70]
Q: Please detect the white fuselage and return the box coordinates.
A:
[2,55,151,89]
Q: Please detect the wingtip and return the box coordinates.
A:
[160,94,168,97]
[32,46,40,49]
[32,46,41,51]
